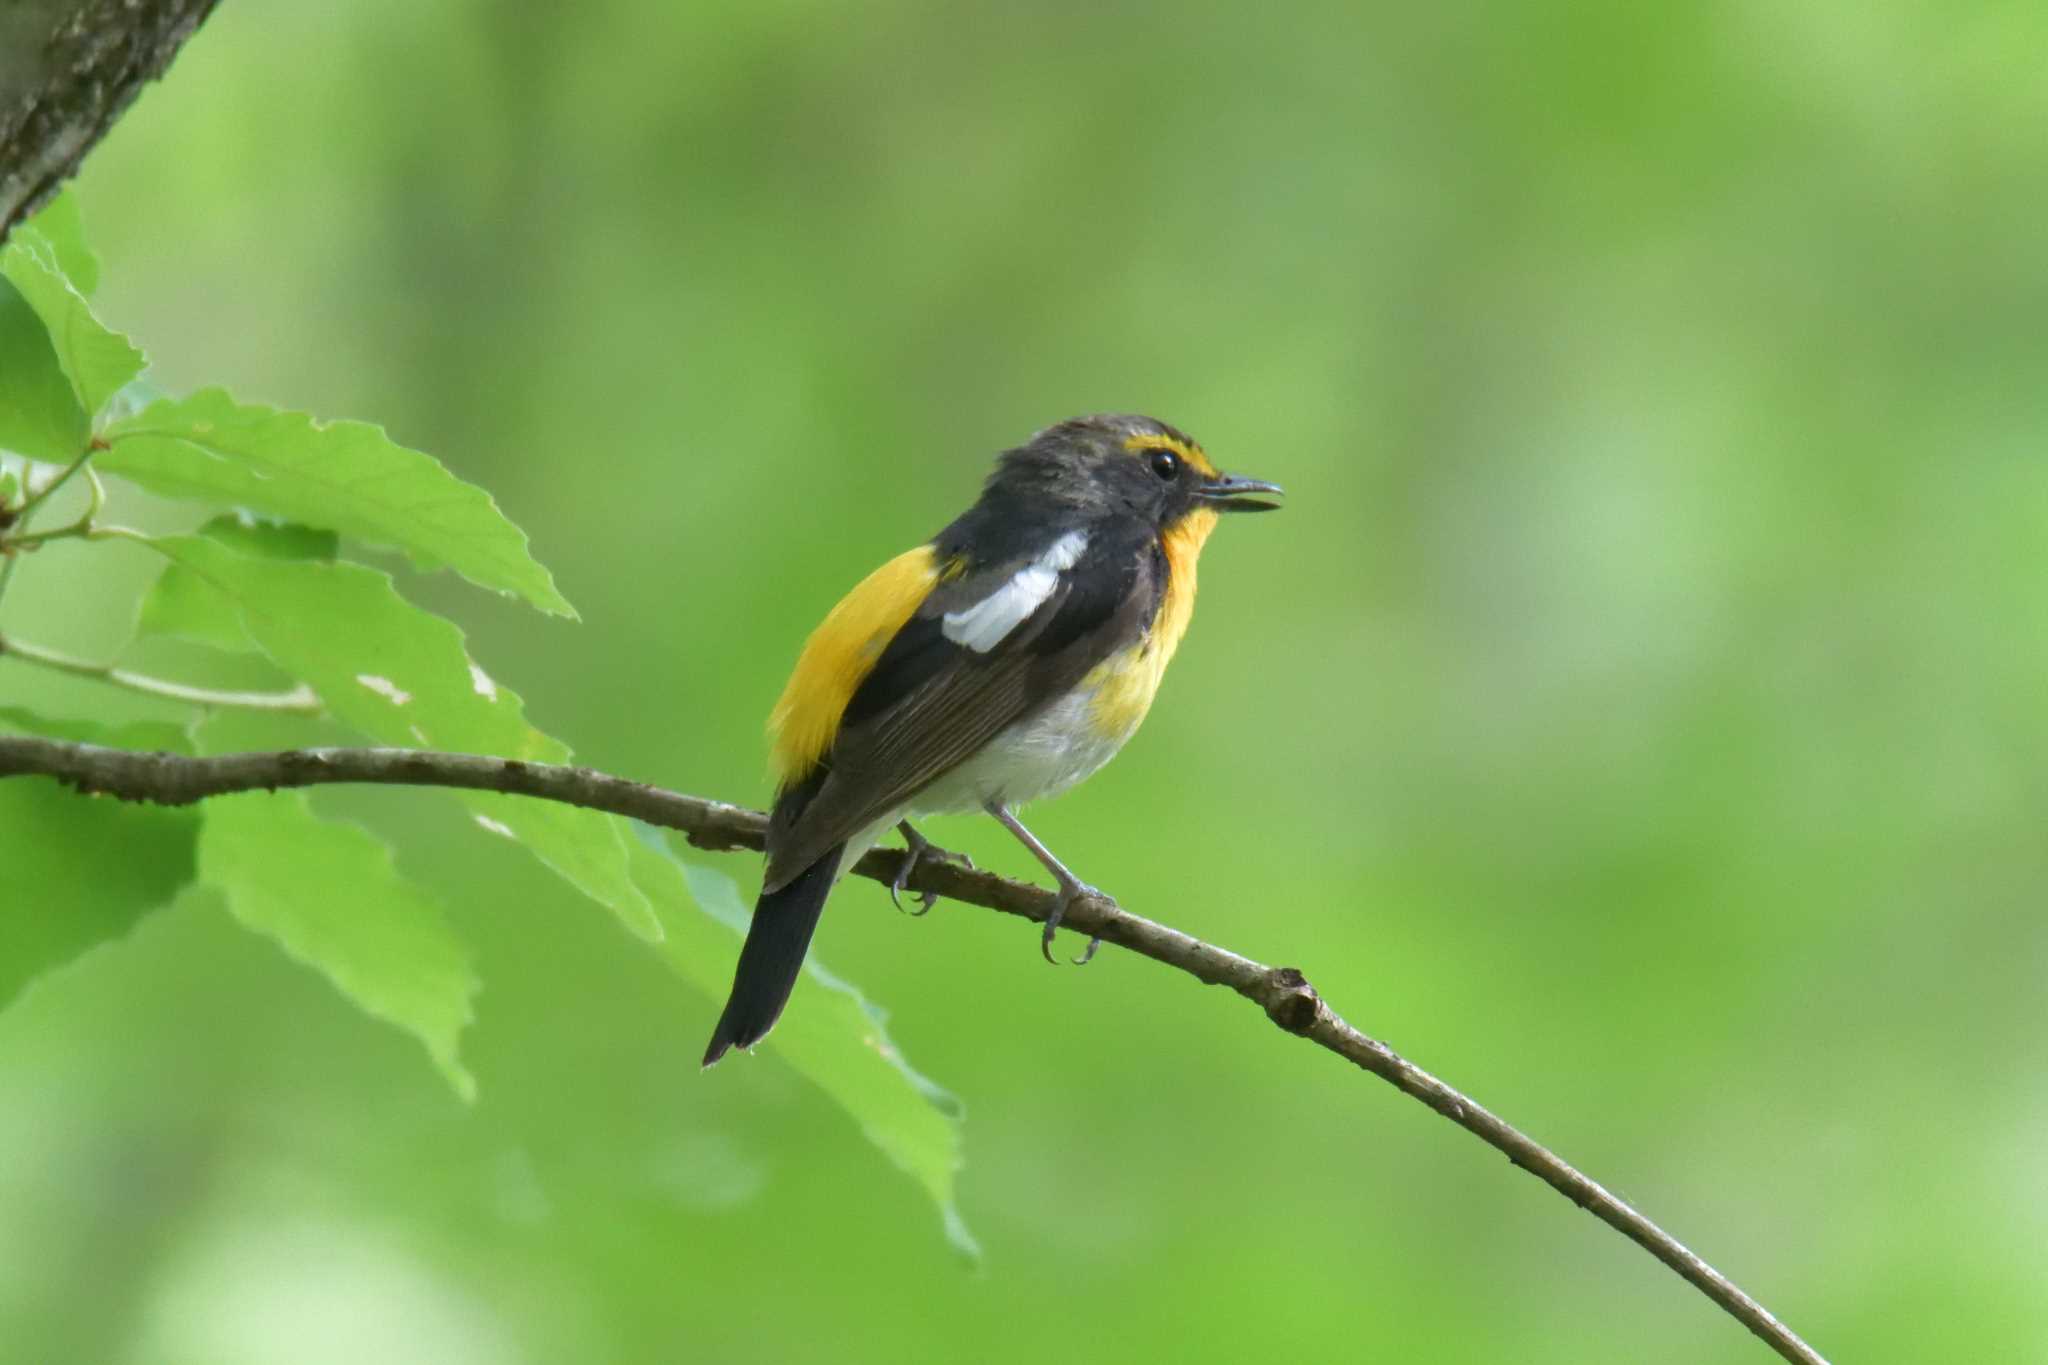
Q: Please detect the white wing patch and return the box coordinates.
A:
[942,529,1089,653]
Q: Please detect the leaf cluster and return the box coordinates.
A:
[0,199,973,1255]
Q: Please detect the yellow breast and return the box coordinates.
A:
[1085,506,1218,738]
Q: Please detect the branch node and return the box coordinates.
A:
[1260,966,1322,1034]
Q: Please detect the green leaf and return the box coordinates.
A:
[145,530,660,943]
[0,706,189,751]
[0,709,198,1010]
[137,515,339,652]
[637,841,978,1261]
[101,390,575,616]
[0,274,88,463]
[0,230,145,419]
[198,787,480,1103]
[21,190,100,295]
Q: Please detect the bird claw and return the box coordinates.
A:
[890,822,972,916]
[1039,879,1111,965]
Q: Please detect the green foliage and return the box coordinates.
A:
[100,390,575,615]
[648,848,978,1259]
[0,709,198,1008]
[0,275,88,463]
[136,515,339,651]
[198,785,480,1103]
[7,8,2045,1360]
[0,228,144,416]
[149,527,664,942]
[0,187,140,468]
[17,190,100,294]
[0,200,968,1248]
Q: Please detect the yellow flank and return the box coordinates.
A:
[1121,430,1219,478]
[769,545,940,784]
[1086,505,1220,737]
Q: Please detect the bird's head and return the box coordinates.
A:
[988,414,1283,533]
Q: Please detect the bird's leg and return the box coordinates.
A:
[984,801,1111,965]
[890,819,972,916]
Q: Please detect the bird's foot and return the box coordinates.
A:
[890,821,973,916]
[1041,875,1112,965]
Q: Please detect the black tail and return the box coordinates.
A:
[701,844,844,1066]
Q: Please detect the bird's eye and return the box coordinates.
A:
[1148,449,1179,480]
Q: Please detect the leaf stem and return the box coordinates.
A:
[0,454,110,571]
[0,633,322,712]
[0,538,21,612]
[5,517,97,550]
[87,523,155,546]
[16,442,100,519]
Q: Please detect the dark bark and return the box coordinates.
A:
[0,0,221,241]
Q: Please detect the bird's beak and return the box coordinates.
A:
[1194,473,1285,512]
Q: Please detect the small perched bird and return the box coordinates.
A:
[702,414,1281,1065]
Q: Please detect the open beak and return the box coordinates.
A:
[1194,473,1285,513]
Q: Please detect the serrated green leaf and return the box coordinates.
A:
[101,391,575,616]
[0,231,144,418]
[198,786,480,1103]
[0,709,197,1010]
[21,190,99,295]
[144,531,659,943]
[0,274,88,463]
[197,515,341,563]
[637,840,978,1261]
[137,515,339,652]
[136,562,250,651]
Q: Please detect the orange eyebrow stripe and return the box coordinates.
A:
[1122,431,1218,478]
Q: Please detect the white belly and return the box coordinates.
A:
[830,655,1150,882]
[910,681,1138,816]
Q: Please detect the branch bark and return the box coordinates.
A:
[0,0,221,240]
[0,735,1827,1365]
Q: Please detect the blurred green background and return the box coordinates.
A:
[5,1,2047,1360]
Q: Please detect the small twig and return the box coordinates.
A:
[15,446,96,519]
[0,635,322,712]
[0,736,1827,1365]
[4,519,96,550]
[0,456,71,613]
[0,455,108,555]
[79,464,105,521]
[0,538,23,611]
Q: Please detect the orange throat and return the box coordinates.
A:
[1156,505,1217,665]
[1083,506,1218,737]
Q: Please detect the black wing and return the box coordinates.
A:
[764,526,1162,890]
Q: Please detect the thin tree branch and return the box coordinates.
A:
[0,635,320,712]
[0,736,1827,1365]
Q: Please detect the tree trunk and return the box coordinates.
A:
[0,0,220,241]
